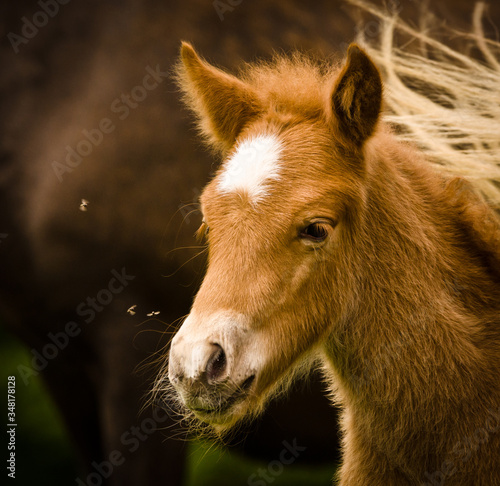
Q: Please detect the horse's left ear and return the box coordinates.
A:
[177,42,262,153]
[330,44,382,146]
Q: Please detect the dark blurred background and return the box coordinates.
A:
[1,1,498,485]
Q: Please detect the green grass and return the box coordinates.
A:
[0,326,79,485]
[1,325,337,485]
[187,441,336,485]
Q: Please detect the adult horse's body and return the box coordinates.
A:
[165,32,500,486]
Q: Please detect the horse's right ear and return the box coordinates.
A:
[177,42,262,153]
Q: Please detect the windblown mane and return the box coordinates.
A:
[350,0,500,208]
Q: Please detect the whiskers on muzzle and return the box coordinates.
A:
[151,360,258,440]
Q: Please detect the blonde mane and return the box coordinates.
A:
[350,0,500,207]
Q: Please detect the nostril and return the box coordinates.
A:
[205,344,226,384]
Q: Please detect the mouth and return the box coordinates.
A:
[190,374,256,422]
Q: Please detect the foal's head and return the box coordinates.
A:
[165,43,382,431]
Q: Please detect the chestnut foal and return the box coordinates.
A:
[161,42,500,485]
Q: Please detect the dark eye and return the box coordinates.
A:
[300,222,329,243]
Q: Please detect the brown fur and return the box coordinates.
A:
[170,41,500,485]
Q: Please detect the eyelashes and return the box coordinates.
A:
[196,221,210,242]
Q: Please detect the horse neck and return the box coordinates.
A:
[324,132,500,407]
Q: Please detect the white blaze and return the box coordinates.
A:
[217,134,283,202]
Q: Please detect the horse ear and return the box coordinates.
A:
[331,44,382,146]
[177,42,262,153]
